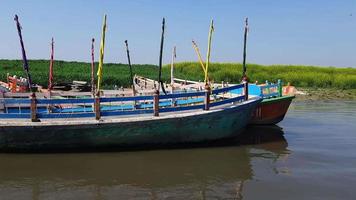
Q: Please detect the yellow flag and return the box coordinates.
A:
[97,14,107,93]
[205,19,214,84]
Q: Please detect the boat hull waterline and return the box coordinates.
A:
[0,98,261,151]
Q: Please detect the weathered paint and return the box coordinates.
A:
[0,98,261,151]
[249,95,295,125]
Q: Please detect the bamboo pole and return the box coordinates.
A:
[170,46,176,91]
[191,40,207,75]
[205,19,214,85]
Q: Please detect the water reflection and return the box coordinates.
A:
[0,125,289,199]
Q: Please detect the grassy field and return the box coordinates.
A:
[1,59,356,89]
[0,59,159,89]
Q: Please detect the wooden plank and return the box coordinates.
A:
[159,104,204,113]
[37,112,95,119]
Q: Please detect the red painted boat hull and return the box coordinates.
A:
[249,95,295,125]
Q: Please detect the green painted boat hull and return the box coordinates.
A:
[0,99,261,151]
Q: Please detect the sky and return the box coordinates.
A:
[0,0,355,67]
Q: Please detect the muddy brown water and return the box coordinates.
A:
[0,100,355,199]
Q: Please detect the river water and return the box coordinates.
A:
[0,100,355,200]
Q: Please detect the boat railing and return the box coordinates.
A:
[99,95,155,117]
[0,98,32,119]
[0,82,248,121]
[259,80,282,98]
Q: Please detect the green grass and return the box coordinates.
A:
[1,59,356,89]
[170,62,356,89]
[0,59,160,89]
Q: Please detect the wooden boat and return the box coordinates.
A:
[0,83,261,151]
[250,95,295,125]
[232,81,295,125]
[134,76,294,125]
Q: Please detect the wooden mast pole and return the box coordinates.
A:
[170,46,176,93]
[91,38,95,97]
[14,15,33,91]
[95,14,107,120]
[124,40,136,96]
[48,37,54,97]
[14,14,38,122]
[242,17,248,81]
[154,17,166,116]
[157,18,167,95]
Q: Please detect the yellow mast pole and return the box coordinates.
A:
[205,19,214,85]
[96,14,107,96]
[191,40,207,75]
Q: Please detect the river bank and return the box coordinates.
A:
[294,88,356,101]
[1,60,355,90]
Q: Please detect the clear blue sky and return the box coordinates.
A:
[0,0,355,67]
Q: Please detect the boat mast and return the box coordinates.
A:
[192,40,207,78]
[48,37,54,92]
[242,17,248,81]
[124,40,136,96]
[158,18,167,94]
[205,19,214,86]
[96,14,107,96]
[170,46,176,90]
[91,38,95,96]
[14,15,33,91]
